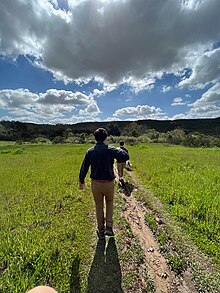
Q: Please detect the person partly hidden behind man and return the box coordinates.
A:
[117,141,129,186]
[79,128,129,240]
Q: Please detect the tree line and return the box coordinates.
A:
[0,119,220,147]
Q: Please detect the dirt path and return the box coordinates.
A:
[124,193,196,293]
[117,170,197,293]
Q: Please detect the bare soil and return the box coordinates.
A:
[116,169,198,293]
[123,193,197,293]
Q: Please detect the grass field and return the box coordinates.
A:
[129,144,220,262]
[0,144,95,292]
[0,143,144,293]
[0,142,219,292]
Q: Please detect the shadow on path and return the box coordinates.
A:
[119,181,134,197]
[70,254,81,293]
[87,237,124,293]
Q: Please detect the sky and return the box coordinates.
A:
[0,0,220,125]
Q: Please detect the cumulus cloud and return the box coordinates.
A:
[91,88,106,97]
[179,47,220,89]
[0,88,99,123]
[113,104,166,120]
[171,97,186,106]
[49,114,100,125]
[189,82,220,107]
[92,75,156,97]
[0,89,38,108]
[161,85,172,93]
[189,104,220,117]
[79,99,101,117]
[1,0,220,123]
[38,89,90,105]
[1,0,220,87]
[172,104,220,120]
[123,76,155,94]
[172,83,220,119]
[91,81,119,97]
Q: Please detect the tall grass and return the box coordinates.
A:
[0,143,148,292]
[0,144,94,293]
[129,144,220,261]
[1,142,219,292]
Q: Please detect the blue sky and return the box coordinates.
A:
[0,0,220,124]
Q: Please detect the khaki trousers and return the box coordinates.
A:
[117,162,126,177]
[91,180,114,231]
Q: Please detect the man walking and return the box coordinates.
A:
[79,128,129,240]
[117,141,129,186]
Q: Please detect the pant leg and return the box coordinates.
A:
[117,163,123,178]
[103,181,114,228]
[117,162,126,178]
[91,181,104,231]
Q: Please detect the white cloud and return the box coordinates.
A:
[171,97,186,106]
[1,0,220,86]
[189,82,220,107]
[38,89,90,105]
[105,116,121,122]
[79,99,101,117]
[181,0,203,10]
[49,114,100,125]
[0,115,16,122]
[90,80,119,97]
[172,105,220,120]
[189,105,220,117]
[171,83,220,119]
[161,85,172,93]
[123,76,155,94]
[113,104,166,120]
[1,0,220,123]
[0,88,98,123]
[0,89,38,109]
[91,88,106,97]
[179,47,220,89]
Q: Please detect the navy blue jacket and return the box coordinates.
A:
[79,142,129,183]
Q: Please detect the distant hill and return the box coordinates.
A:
[0,117,219,141]
[64,117,220,135]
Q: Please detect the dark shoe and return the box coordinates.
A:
[119,178,125,187]
[97,230,105,240]
[105,226,114,237]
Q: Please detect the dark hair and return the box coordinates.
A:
[120,141,124,146]
[94,128,108,142]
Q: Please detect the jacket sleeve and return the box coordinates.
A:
[113,147,129,163]
[79,152,90,184]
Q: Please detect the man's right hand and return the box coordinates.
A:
[79,183,85,190]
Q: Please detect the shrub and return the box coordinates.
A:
[35,137,52,144]
[53,136,64,144]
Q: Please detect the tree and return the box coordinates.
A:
[53,136,64,144]
[167,128,186,145]
[121,122,142,137]
[106,122,121,136]
[146,129,159,141]
[63,128,74,139]
[79,133,87,144]
[35,137,52,144]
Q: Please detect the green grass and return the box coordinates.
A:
[0,143,95,292]
[0,141,15,146]
[129,144,220,262]
[167,255,186,275]
[0,143,147,293]
[1,142,220,291]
